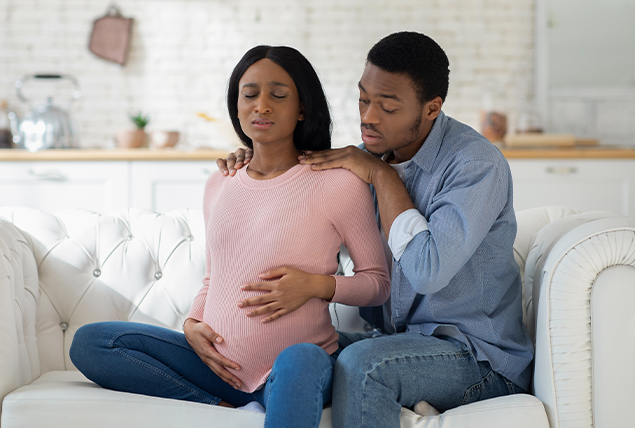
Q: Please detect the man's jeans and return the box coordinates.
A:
[333,331,526,428]
[70,321,336,428]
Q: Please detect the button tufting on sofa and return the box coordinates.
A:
[3,206,635,428]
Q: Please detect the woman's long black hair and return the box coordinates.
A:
[227,45,332,151]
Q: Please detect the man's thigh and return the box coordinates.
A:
[336,332,484,412]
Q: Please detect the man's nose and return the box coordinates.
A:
[360,103,380,124]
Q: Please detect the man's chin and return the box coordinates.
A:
[364,144,390,158]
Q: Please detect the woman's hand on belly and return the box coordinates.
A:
[183,318,243,389]
[237,266,336,323]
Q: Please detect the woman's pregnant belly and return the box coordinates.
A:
[203,297,337,393]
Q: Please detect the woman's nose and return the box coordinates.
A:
[254,96,272,114]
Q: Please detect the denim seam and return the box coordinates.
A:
[263,358,333,428]
[263,374,274,428]
[310,362,333,428]
[107,329,192,350]
[108,330,221,406]
[360,350,471,427]
[113,348,221,405]
[461,368,497,406]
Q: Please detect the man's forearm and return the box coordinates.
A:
[372,166,416,239]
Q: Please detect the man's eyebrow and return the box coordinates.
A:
[358,81,403,102]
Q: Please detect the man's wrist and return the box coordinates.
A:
[371,161,400,188]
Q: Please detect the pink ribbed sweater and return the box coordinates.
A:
[187,163,390,392]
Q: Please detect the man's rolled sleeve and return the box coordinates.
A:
[388,208,429,261]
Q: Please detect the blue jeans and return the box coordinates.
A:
[333,331,526,428]
[70,321,337,428]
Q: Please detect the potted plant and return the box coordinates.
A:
[116,112,149,148]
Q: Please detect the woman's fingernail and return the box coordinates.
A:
[215,337,222,343]
[237,302,243,307]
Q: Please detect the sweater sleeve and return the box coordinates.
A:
[323,170,390,307]
[186,173,218,322]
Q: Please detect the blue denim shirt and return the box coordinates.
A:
[362,111,534,389]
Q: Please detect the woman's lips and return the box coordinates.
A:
[252,118,273,130]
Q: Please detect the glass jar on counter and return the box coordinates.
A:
[0,100,14,148]
[480,91,508,144]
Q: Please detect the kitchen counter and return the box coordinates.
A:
[0,148,231,161]
[500,146,635,159]
[2,146,635,161]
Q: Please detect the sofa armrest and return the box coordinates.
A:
[0,219,41,403]
[526,213,635,428]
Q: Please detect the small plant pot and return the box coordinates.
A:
[116,129,147,148]
[149,131,180,149]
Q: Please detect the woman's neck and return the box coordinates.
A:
[246,142,302,180]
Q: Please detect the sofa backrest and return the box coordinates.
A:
[0,216,41,398]
[0,205,584,379]
[0,208,207,374]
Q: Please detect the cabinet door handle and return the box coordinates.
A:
[546,166,578,175]
[28,168,67,181]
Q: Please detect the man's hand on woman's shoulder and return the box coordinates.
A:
[216,148,253,176]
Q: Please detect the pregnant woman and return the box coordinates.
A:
[70,45,389,428]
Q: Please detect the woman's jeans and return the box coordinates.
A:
[70,321,336,428]
[333,331,526,428]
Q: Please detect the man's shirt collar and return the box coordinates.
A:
[411,110,447,174]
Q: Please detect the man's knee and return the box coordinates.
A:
[334,339,380,380]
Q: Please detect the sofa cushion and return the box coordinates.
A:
[2,371,548,428]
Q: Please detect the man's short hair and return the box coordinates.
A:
[367,32,450,105]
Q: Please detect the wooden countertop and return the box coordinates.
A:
[500,146,635,159]
[2,146,635,161]
[0,148,231,161]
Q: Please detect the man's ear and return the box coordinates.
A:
[424,96,443,120]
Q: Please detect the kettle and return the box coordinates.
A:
[12,74,81,152]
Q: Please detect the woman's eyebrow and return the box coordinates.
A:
[268,81,289,88]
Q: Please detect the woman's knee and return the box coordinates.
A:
[273,343,332,380]
[70,322,125,369]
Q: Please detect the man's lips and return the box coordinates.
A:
[252,118,273,130]
[361,129,381,144]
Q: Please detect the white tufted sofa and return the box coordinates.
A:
[1,206,634,428]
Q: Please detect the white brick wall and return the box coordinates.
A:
[0,0,536,149]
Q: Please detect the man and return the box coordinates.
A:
[219,32,533,427]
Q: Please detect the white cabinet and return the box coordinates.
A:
[0,160,218,213]
[2,157,634,216]
[130,161,218,212]
[0,161,129,212]
[508,159,635,216]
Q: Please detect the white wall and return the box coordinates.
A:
[0,0,536,149]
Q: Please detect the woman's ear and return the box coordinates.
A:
[298,105,305,121]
